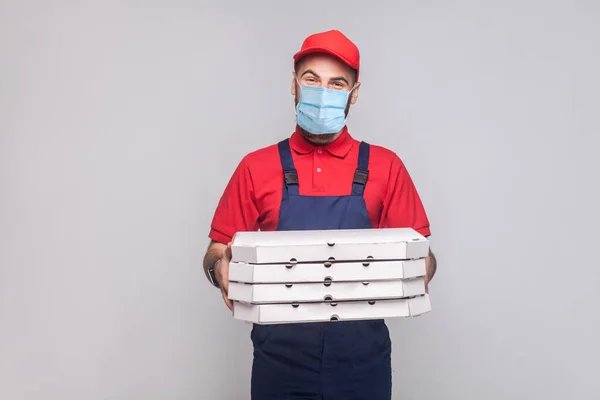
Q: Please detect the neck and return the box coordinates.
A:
[299,126,344,146]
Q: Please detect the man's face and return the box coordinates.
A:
[292,53,360,144]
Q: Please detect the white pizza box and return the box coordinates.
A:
[228,277,426,304]
[229,258,425,284]
[233,294,431,324]
[231,228,429,264]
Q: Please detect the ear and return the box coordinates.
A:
[291,72,297,96]
[349,82,361,104]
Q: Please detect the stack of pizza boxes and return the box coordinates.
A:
[228,228,431,324]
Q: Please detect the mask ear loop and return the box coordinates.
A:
[340,83,357,127]
[293,75,302,116]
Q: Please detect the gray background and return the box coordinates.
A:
[1,0,599,399]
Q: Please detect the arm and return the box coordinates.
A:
[379,154,436,288]
[204,157,259,310]
[203,240,227,283]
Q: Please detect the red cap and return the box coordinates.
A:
[293,30,360,80]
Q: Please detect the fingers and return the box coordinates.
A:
[225,242,232,260]
[221,289,233,312]
[215,259,230,293]
[220,264,229,293]
[210,242,234,313]
[217,242,233,293]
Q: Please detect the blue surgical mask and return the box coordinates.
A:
[295,82,354,135]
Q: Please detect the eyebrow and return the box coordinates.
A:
[330,76,350,85]
[301,69,320,78]
[301,69,350,85]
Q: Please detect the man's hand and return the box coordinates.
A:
[215,243,233,311]
[424,248,437,294]
[203,240,234,312]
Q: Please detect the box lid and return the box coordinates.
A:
[228,278,426,304]
[233,295,431,324]
[229,259,426,284]
[231,228,429,264]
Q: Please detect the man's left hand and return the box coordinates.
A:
[424,248,437,294]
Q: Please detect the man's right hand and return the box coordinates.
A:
[215,242,233,311]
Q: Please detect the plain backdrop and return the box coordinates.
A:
[1,1,599,399]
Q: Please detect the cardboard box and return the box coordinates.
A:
[229,258,426,284]
[231,228,429,264]
[233,294,431,324]
[228,277,426,304]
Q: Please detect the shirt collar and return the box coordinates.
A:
[289,125,354,158]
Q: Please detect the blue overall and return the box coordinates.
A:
[250,139,392,400]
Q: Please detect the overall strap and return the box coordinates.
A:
[277,139,299,196]
[351,141,370,196]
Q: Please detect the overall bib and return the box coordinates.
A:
[250,139,392,400]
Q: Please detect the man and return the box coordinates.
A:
[203,29,436,400]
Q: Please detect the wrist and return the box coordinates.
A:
[207,258,221,288]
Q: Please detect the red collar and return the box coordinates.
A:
[289,126,354,158]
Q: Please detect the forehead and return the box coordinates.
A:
[296,53,354,78]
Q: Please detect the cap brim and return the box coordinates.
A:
[293,46,359,71]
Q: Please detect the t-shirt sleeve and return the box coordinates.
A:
[208,157,260,244]
[379,155,431,237]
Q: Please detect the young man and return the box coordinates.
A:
[203,29,436,400]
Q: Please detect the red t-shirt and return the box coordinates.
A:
[209,126,431,244]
